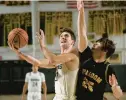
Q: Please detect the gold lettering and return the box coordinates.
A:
[88,85,93,92]
[82,69,102,84]
[85,70,88,75]
[94,75,98,80]
[96,77,102,83]
[88,72,92,77]
[82,81,87,89]
[82,77,94,92]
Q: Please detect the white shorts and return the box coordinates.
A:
[27,92,41,100]
[53,94,76,100]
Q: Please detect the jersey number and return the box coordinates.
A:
[32,82,38,87]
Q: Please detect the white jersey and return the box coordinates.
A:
[54,64,79,100]
[25,71,45,92]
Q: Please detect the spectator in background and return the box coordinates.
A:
[21,65,47,100]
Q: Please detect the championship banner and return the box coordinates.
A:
[88,9,125,35]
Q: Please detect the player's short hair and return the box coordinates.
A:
[59,27,76,42]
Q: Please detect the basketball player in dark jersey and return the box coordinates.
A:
[76,0,123,100]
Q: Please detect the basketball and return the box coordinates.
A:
[8,28,28,49]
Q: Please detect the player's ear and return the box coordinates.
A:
[71,40,75,45]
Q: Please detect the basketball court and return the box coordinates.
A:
[0,93,126,100]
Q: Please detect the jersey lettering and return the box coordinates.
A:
[55,64,62,81]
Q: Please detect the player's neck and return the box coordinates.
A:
[93,54,106,63]
[61,45,73,54]
[32,71,38,73]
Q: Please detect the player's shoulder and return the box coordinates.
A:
[104,62,114,73]
[70,47,79,57]
[26,72,32,76]
[38,71,45,76]
[104,62,111,68]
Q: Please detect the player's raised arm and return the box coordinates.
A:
[9,42,78,69]
[36,29,57,63]
[8,42,55,68]
[77,0,88,52]
[47,53,79,70]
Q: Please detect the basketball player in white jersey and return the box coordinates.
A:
[21,65,47,100]
[9,28,79,100]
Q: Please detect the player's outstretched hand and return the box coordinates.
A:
[36,29,45,47]
[8,41,19,54]
[109,74,118,87]
[76,0,84,11]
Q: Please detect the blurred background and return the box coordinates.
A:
[0,0,126,100]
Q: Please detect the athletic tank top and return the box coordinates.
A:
[55,64,79,97]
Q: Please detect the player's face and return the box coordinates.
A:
[32,66,38,72]
[59,32,74,47]
[92,42,103,52]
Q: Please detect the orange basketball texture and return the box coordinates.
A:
[8,28,28,49]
